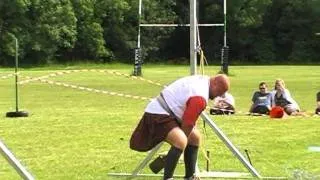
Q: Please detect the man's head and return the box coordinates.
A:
[209,74,230,100]
[259,82,268,93]
[274,79,285,91]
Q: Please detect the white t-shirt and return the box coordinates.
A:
[212,92,235,109]
[145,75,210,119]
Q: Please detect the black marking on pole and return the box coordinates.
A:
[244,149,252,166]
[133,48,142,76]
[221,46,229,75]
[206,150,210,171]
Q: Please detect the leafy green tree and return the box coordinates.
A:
[100,0,132,62]
[0,0,77,65]
[0,0,29,65]
[25,0,77,64]
[263,0,317,62]
[67,0,110,62]
[226,0,272,62]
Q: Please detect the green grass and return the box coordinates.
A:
[0,64,320,179]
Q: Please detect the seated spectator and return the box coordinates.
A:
[316,91,320,115]
[249,82,271,115]
[270,79,300,115]
[210,92,235,115]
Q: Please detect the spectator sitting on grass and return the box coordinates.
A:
[210,92,235,115]
[249,82,271,115]
[270,79,301,116]
[315,91,320,115]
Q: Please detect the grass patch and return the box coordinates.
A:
[0,64,320,179]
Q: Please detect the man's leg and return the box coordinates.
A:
[184,128,201,179]
[164,127,188,180]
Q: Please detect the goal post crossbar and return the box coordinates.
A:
[140,23,224,27]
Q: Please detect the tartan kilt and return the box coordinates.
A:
[130,112,179,152]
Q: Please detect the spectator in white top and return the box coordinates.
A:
[210,92,235,115]
[270,79,300,115]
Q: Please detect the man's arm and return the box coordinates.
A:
[181,96,206,136]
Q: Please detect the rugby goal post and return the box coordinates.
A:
[133,0,228,76]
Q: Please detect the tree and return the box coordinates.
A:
[0,0,30,65]
[263,0,317,62]
[67,0,110,62]
[0,0,77,65]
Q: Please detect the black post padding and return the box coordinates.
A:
[133,48,142,76]
[221,46,229,75]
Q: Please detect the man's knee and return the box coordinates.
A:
[188,128,201,146]
[166,127,188,150]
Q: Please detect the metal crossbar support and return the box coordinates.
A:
[0,140,35,180]
[140,24,224,27]
[200,112,262,178]
[108,112,262,178]
[131,142,164,176]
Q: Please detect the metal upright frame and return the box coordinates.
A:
[112,0,263,178]
[133,0,224,76]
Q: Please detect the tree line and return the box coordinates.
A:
[1,0,320,66]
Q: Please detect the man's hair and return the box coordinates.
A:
[259,82,267,87]
[274,79,285,89]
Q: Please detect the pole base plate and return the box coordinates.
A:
[6,111,29,118]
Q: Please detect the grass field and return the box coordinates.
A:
[0,64,319,179]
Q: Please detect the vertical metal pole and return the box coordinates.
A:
[14,37,19,112]
[0,140,35,180]
[190,0,197,75]
[137,0,142,49]
[221,0,229,74]
[223,0,227,47]
[133,0,143,76]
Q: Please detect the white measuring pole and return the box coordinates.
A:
[0,140,34,180]
[137,0,142,48]
[223,0,227,46]
[190,0,197,75]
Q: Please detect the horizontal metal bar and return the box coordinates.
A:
[140,23,224,27]
[108,171,252,178]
